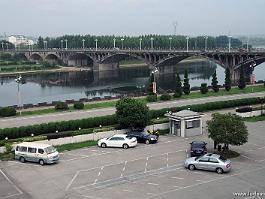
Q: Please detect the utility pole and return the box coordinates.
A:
[95,39,98,51]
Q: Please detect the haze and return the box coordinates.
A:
[1,0,265,37]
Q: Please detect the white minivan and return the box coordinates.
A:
[15,142,59,165]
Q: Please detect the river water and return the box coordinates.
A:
[0,59,264,107]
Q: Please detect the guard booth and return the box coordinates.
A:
[165,110,203,137]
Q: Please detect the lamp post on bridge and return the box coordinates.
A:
[6,43,8,51]
[44,40,47,50]
[121,38,124,49]
[246,37,249,52]
[95,39,98,51]
[1,42,4,51]
[150,37,154,50]
[82,39,85,49]
[65,39,68,50]
[60,40,63,49]
[205,36,208,51]
[228,35,232,53]
[169,37,172,50]
[186,36,189,52]
[139,38,142,51]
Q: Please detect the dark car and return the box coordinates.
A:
[190,141,207,157]
[127,131,158,144]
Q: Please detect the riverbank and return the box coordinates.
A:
[10,84,265,117]
[0,66,88,76]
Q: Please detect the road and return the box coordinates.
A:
[0,92,264,128]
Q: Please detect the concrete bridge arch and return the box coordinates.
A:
[67,53,94,67]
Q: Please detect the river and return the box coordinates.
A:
[0,59,264,107]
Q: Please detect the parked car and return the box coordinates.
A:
[184,153,232,174]
[190,141,207,157]
[15,142,59,165]
[126,130,158,144]
[98,134,137,149]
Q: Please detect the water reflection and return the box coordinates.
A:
[0,59,228,106]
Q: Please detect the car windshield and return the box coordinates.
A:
[126,135,134,139]
[45,146,56,154]
[219,156,227,162]
[191,142,205,148]
[195,155,204,160]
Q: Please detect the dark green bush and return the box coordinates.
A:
[55,102,69,110]
[0,114,117,140]
[200,83,208,94]
[73,102,84,109]
[160,93,172,101]
[236,107,252,113]
[146,94,158,102]
[0,107,16,117]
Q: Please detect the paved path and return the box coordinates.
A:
[0,92,264,128]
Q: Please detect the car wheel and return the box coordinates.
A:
[145,140,150,144]
[216,168,223,174]
[188,164,196,171]
[19,157,25,163]
[39,159,44,166]
[101,143,107,148]
[123,144,129,149]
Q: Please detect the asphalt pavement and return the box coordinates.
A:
[0,92,264,128]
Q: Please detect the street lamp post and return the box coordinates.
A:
[121,38,124,49]
[169,37,172,50]
[82,39,85,49]
[113,38,116,49]
[150,37,154,50]
[139,38,142,50]
[95,39,98,51]
[205,36,208,51]
[186,36,189,52]
[228,35,232,52]
[44,40,47,50]
[6,43,8,51]
[1,42,4,51]
[28,42,31,51]
[151,67,159,94]
[60,40,63,49]
[15,75,23,115]
[246,37,249,52]
[65,39,68,50]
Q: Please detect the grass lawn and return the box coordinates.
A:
[19,84,265,117]
[55,140,97,152]
[244,115,265,122]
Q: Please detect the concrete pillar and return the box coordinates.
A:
[180,119,185,137]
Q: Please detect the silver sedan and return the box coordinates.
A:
[184,153,232,174]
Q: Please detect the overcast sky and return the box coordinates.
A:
[1,0,265,37]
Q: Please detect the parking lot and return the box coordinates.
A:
[1,121,265,199]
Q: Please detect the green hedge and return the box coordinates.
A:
[0,107,16,117]
[1,97,264,140]
[0,114,117,140]
[73,102,84,109]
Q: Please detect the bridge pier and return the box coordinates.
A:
[95,62,119,71]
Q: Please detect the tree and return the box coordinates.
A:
[238,66,246,89]
[200,83,208,94]
[37,36,44,49]
[211,70,219,92]
[224,68,231,91]
[207,113,248,152]
[174,73,182,98]
[183,69,190,95]
[116,97,150,129]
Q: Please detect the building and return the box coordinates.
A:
[165,109,203,137]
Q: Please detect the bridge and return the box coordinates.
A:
[4,48,265,81]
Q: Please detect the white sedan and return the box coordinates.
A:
[98,134,137,149]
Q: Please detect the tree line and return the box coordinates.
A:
[36,35,242,50]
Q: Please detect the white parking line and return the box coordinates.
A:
[0,169,23,199]
[123,189,133,192]
[171,176,184,180]
[149,165,265,198]
[147,182,159,186]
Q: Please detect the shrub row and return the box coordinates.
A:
[0,114,117,140]
[1,97,265,140]
[0,107,16,117]
[149,97,265,119]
